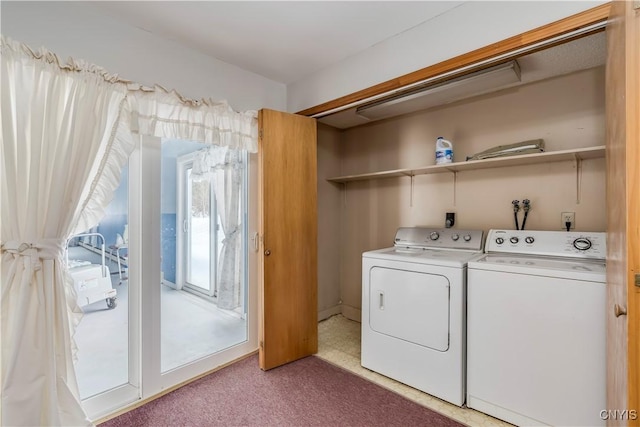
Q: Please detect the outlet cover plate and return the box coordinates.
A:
[561,212,575,229]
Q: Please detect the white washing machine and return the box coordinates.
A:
[361,227,484,406]
[467,229,606,427]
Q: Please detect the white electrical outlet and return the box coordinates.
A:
[561,212,575,229]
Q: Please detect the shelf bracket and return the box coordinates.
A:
[342,182,348,207]
[453,171,457,207]
[573,154,582,204]
[410,174,415,207]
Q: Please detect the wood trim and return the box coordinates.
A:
[626,0,640,421]
[296,3,611,117]
[606,1,639,424]
[605,1,629,421]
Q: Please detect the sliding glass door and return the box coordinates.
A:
[79,148,140,421]
[144,136,255,391]
[79,135,258,421]
[177,154,219,298]
[186,169,214,295]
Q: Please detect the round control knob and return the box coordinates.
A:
[451,234,459,241]
[495,237,504,245]
[430,231,439,241]
[463,234,472,242]
[525,236,535,244]
[510,236,519,244]
[573,237,592,251]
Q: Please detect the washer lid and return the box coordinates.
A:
[468,254,606,282]
[363,247,484,268]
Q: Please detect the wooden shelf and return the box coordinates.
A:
[327,145,605,183]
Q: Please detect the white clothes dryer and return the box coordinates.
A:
[467,229,606,427]
[361,227,484,406]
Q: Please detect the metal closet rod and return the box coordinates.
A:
[310,21,607,120]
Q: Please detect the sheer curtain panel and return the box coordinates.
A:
[213,148,244,310]
[192,146,244,310]
[0,37,133,426]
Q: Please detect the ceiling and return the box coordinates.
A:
[89,1,464,85]
[88,2,605,129]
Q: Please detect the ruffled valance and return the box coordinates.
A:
[0,35,259,153]
[0,36,132,84]
[129,90,258,153]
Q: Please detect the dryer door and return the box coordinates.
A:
[369,267,450,351]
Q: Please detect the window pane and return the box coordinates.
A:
[161,139,247,373]
[72,163,129,399]
[186,171,211,292]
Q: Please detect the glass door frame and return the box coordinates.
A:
[140,135,258,398]
[81,135,259,422]
[176,152,218,298]
[81,138,141,421]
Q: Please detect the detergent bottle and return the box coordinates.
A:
[435,137,454,164]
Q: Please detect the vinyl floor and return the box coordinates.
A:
[315,314,512,427]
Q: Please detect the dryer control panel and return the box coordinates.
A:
[394,227,484,251]
[485,229,606,260]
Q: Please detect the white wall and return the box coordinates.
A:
[0,1,286,112]
[287,0,608,113]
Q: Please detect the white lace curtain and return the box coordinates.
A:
[192,146,244,310]
[0,36,257,427]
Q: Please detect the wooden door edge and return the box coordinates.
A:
[625,0,640,421]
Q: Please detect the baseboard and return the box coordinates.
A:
[340,305,361,322]
[318,305,342,322]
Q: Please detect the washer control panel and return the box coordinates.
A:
[485,229,606,260]
[394,227,484,251]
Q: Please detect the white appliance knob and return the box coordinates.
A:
[463,234,472,242]
[430,231,439,240]
[496,237,504,244]
[510,236,519,244]
[451,234,460,241]
[525,236,535,244]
